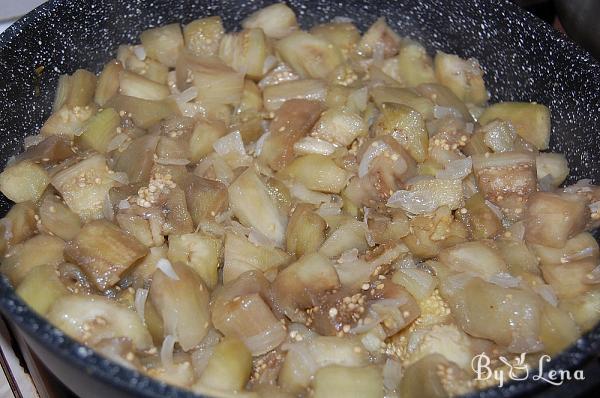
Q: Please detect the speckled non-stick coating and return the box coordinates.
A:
[0,1,599,397]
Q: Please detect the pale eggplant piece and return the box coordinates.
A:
[64,69,97,109]
[434,52,488,105]
[16,264,68,315]
[39,192,81,240]
[195,338,252,393]
[219,28,269,80]
[188,56,245,106]
[1,202,36,246]
[371,87,435,121]
[276,31,343,79]
[117,46,169,85]
[228,168,287,246]
[188,117,227,162]
[51,154,118,222]
[462,130,490,156]
[367,208,410,245]
[47,294,153,351]
[259,99,323,170]
[1,234,65,286]
[310,22,361,58]
[472,151,537,221]
[312,365,383,398]
[531,232,599,265]
[113,135,159,184]
[440,275,543,352]
[496,239,540,276]
[95,59,123,106]
[394,41,437,87]
[116,212,155,248]
[357,17,402,58]
[416,83,473,121]
[525,191,589,248]
[223,231,292,283]
[157,186,194,236]
[168,232,222,289]
[65,220,148,291]
[149,262,211,351]
[286,204,327,257]
[212,292,286,356]
[15,135,74,164]
[262,79,327,112]
[455,192,502,239]
[278,154,349,194]
[536,152,569,189]
[560,289,600,332]
[539,302,580,355]
[0,160,50,203]
[184,16,224,57]
[541,259,597,299]
[310,107,367,147]
[372,102,429,162]
[78,108,120,153]
[40,103,97,137]
[271,253,340,319]
[181,174,228,225]
[478,102,551,150]
[319,218,368,259]
[140,23,183,68]
[400,354,467,398]
[118,70,170,101]
[242,3,298,39]
[106,95,179,129]
[438,241,508,281]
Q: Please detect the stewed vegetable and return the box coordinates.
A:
[2,3,600,398]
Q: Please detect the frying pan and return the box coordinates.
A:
[1,0,599,397]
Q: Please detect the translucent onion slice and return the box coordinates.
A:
[157,258,180,280]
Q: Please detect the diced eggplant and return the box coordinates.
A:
[95,60,124,106]
[16,135,74,164]
[1,234,65,286]
[539,303,580,355]
[149,262,211,350]
[106,95,178,129]
[0,160,50,203]
[1,202,36,246]
[16,264,68,314]
[259,99,323,170]
[531,232,599,265]
[188,117,227,162]
[219,28,269,80]
[140,23,183,68]
[536,152,569,189]
[310,22,360,58]
[229,168,286,245]
[65,220,148,290]
[312,365,383,398]
[478,102,551,150]
[113,135,159,184]
[64,69,97,108]
[372,102,429,162]
[78,108,120,153]
[242,3,298,39]
[525,192,589,248]
[472,151,537,221]
[416,83,472,121]
[541,259,596,299]
[223,232,291,283]
[39,192,81,240]
[371,87,435,120]
[456,192,502,239]
[311,108,367,147]
[286,204,327,257]
[262,79,327,112]
[118,70,170,100]
[271,252,340,320]
[560,289,600,332]
[184,16,224,57]
[275,31,343,79]
[357,17,402,58]
[319,218,368,259]
[190,56,245,106]
[439,241,508,280]
[279,154,349,194]
[168,233,222,289]
[395,42,437,86]
[434,52,488,105]
[196,338,252,392]
[182,174,228,225]
[51,154,118,221]
[47,294,153,350]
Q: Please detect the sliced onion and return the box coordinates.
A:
[248,227,278,248]
[488,272,521,288]
[177,101,204,118]
[387,179,462,214]
[436,157,472,180]
[290,183,332,204]
[359,140,389,177]
[213,131,246,157]
[160,334,176,369]
[134,288,149,322]
[533,284,558,306]
[485,200,504,221]
[317,202,342,217]
[254,131,271,158]
[294,136,337,156]
[262,55,278,75]
[157,258,180,280]
[433,105,463,119]
[155,157,190,166]
[133,45,146,60]
[172,86,198,104]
